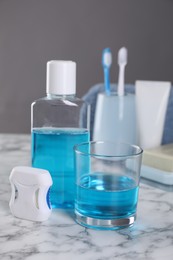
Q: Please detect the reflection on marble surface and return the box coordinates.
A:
[0,134,173,260]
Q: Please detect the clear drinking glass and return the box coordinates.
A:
[74,141,143,230]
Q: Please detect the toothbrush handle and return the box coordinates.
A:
[104,68,110,95]
[118,65,125,96]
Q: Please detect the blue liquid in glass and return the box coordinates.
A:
[76,172,138,219]
[32,128,89,208]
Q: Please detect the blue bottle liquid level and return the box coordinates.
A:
[76,173,138,220]
[32,128,89,208]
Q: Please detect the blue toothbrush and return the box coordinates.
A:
[102,48,112,95]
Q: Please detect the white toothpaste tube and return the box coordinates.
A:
[135,80,171,149]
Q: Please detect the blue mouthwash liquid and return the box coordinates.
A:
[32,127,89,208]
[75,173,138,220]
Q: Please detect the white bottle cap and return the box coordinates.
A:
[46,60,76,95]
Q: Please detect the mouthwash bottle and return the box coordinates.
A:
[31,60,90,209]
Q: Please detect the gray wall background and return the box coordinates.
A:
[0,0,173,133]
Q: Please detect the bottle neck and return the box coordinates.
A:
[47,93,76,99]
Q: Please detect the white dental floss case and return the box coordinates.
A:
[9,166,53,222]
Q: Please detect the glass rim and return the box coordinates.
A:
[74,141,143,158]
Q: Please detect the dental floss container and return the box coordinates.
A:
[9,166,52,222]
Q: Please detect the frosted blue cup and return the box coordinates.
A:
[74,141,143,230]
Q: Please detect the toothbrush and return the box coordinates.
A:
[117,47,128,96]
[102,48,112,95]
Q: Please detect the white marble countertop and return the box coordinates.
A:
[0,134,173,260]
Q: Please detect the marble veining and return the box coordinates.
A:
[0,134,173,260]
